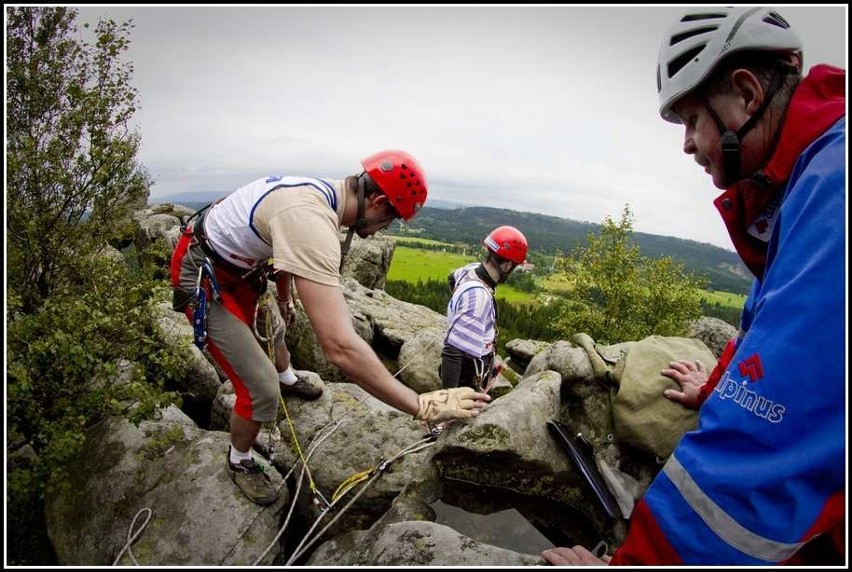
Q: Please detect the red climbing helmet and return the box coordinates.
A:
[483,226,528,264]
[361,149,428,221]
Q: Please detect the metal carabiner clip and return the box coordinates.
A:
[312,488,333,512]
[201,258,222,301]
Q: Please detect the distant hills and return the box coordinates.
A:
[152,193,753,295]
[389,206,752,295]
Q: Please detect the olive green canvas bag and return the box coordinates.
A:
[610,335,716,459]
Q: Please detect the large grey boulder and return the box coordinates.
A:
[340,232,395,289]
[307,520,543,566]
[44,415,288,566]
[688,316,738,357]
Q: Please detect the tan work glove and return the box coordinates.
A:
[416,387,484,422]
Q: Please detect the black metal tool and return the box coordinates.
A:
[547,419,623,521]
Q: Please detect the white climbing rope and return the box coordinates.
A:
[113,507,153,566]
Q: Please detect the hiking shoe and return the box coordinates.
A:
[227,449,279,506]
[280,374,323,400]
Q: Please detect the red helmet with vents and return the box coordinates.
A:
[483,226,528,264]
[361,149,428,221]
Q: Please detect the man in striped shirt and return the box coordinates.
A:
[440,226,528,393]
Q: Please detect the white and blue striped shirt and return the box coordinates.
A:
[445,263,496,358]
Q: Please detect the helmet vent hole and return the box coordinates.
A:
[764,12,791,29]
[668,46,705,78]
[681,12,727,23]
[671,26,717,46]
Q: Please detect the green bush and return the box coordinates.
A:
[6,252,188,565]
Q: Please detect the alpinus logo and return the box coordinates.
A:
[714,353,785,423]
[738,354,764,382]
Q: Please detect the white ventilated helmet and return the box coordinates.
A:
[656,7,802,123]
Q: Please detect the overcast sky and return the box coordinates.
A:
[70,4,847,250]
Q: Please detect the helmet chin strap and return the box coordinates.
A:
[485,256,514,284]
[700,63,791,186]
[340,174,368,272]
[496,261,516,283]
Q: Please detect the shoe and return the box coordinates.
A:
[227,447,279,506]
[279,374,323,400]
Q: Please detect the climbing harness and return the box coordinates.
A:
[471,354,497,393]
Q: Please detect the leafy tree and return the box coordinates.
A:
[5,8,188,564]
[700,299,743,328]
[505,267,538,293]
[554,205,706,344]
[7,6,150,312]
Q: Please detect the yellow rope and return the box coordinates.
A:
[260,285,439,511]
[331,468,374,504]
[260,289,324,501]
[279,392,322,498]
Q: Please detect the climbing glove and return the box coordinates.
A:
[415,387,481,422]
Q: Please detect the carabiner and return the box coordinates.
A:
[312,488,333,512]
[201,259,222,301]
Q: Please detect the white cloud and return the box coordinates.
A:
[72,4,848,250]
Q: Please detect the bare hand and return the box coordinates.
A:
[415,387,490,422]
[541,546,611,566]
[661,359,709,410]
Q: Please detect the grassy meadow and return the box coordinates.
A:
[386,237,745,310]
[699,289,747,307]
[386,243,535,304]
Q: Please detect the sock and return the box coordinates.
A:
[279,367,298,386]
[229,445,252,465]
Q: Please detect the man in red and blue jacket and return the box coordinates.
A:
[543,7,845,565]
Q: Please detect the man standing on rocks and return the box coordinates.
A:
[171,150,491,505]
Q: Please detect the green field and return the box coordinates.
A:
[388,242,745,310]
[700,290,747,307]
[387,245,534,304]
[388,236,455,247]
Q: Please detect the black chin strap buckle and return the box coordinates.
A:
[720,130,739,154]
[720,131,741,186]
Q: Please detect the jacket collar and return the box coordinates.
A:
[713,64,846,280]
